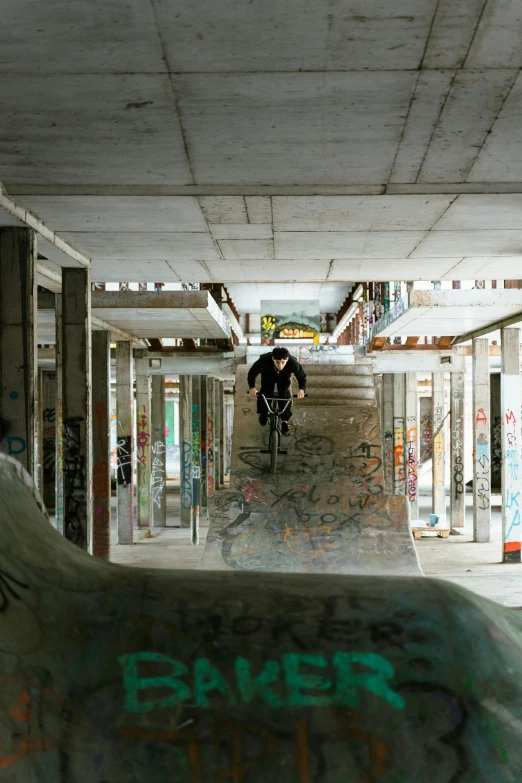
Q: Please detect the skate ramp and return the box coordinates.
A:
[2,451,522,781]
[200,365,421,575]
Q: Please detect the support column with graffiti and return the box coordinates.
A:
[191,375,201,544]
[136,358,152,531]
[405,372,419,520]
[55,293,64,534]
[472,339,491,543]
[218,379,226,488]
[450,371,465,529]
[92,330,111,559]
[62,268,92,550]
[214,377,222,490]
[382,374,394,494]
[151,375,167,528]
[199,376,208,512]
[501,328,522,563]
[393,374,406,495]
[116,341,134,545]
[0,228,38,479]
[207,376,216,497]
[431,373,446,525]
[180,375,192,527]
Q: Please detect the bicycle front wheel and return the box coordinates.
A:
[269,429,279,473]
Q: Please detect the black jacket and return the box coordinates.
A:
[247,353,307,391]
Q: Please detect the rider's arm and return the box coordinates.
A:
[247,357,263,390]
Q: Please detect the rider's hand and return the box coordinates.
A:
[297,389,305,399]
[249,388,258,397]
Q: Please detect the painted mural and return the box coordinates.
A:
[260,300,320,341]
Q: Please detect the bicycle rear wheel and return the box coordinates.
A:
[269,428,279,473]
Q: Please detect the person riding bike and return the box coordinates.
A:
[247,347,307,436]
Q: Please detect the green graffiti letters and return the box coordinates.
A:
[119,650,404,713]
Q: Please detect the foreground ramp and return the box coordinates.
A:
[200,365,420,575]
[1,452,522,781]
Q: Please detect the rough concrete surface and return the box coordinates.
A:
[199,366,420,574]
[2,451,522,780]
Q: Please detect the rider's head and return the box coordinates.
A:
[272,346,290,371]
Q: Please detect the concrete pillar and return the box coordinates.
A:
[393,374,406,495]
[450,372,466,528]
[0,228,37,478]
[55,293,64,534]
[151,375,167,528]
[490,373,502,491]
[179,375,192,527]
[116,342,134,545]
[136,358,152,531]
[225,398,233,475]
[405,372,419,519]
[382,374,394,494]
[501,328,522,563]
[218,379,225,487]
[214,378,223,490]
[207,376,216,497]
[191,376,201,544]
[41,370,57,512]
[432,373,445,523]
[472,339,491,542]
[92,330,111,560]
[419,396,432,466]
[62,268,92,550]
[200,376,208,512]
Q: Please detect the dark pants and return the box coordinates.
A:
[257,383,292,421]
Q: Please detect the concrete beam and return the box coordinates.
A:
[0,185,90,268]
[453,310,522,345]
[369,351,465,374]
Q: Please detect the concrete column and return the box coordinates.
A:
[92,330,111,560]
[136,358,152,531]
[405,372,419,519]
[214,378,223,490]
[218,379,225,487]
[55,293,64,534]
[191,376,201,544]
[393,374,406,495]
[450,371,466,529]
[62,268,92,550]
[151,375,167,528]
[207,376,216,496]
[0,228,37,478]
[490,373,502,491]
[41,370,57,512]
[472,339,491,542]
[382,374,394,494]
[179,375,192,527]
[200,376,208,512]
[501,328,522,563]
[432,373,445,523]
[116,342,134,545]
[225,398,233,475]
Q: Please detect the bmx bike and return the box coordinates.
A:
[256,393,307,474]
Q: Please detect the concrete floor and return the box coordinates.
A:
[107,490,522,608]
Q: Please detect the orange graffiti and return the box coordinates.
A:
[284,523,338,558]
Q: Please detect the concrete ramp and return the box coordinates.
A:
[200,365,421,575]
[2,452,522,780]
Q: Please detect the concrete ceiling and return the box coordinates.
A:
[2,0,522,302]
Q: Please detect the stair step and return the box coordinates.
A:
[301,398,377,407]
[304,375,374,389]
[305,387,376,400]
[301,363,373,376]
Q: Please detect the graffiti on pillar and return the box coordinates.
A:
[136,408,150,469]
[492,416,502,474]
[475,436,490,511]
[503,406,521,558]
[181,441,192,510]
[151,440,166,511]
[383,430,394,494]
[92,461,110,558]
[453,456,464,499]
[452,402,464,501]
[117,436,132,486]
[137,406,151,516]
[406,425,417,503]
[419,398,432,464]
[208,416,215,494]
[63,420,87,546]
[393,417,405,494]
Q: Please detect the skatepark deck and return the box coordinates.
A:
[1,451,522,780]
[199,365,421,575]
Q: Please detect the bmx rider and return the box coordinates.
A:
[247,347,307,436]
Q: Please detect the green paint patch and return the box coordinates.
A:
[118,651,404,713]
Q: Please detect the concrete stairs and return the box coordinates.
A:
[296,362,376,407]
